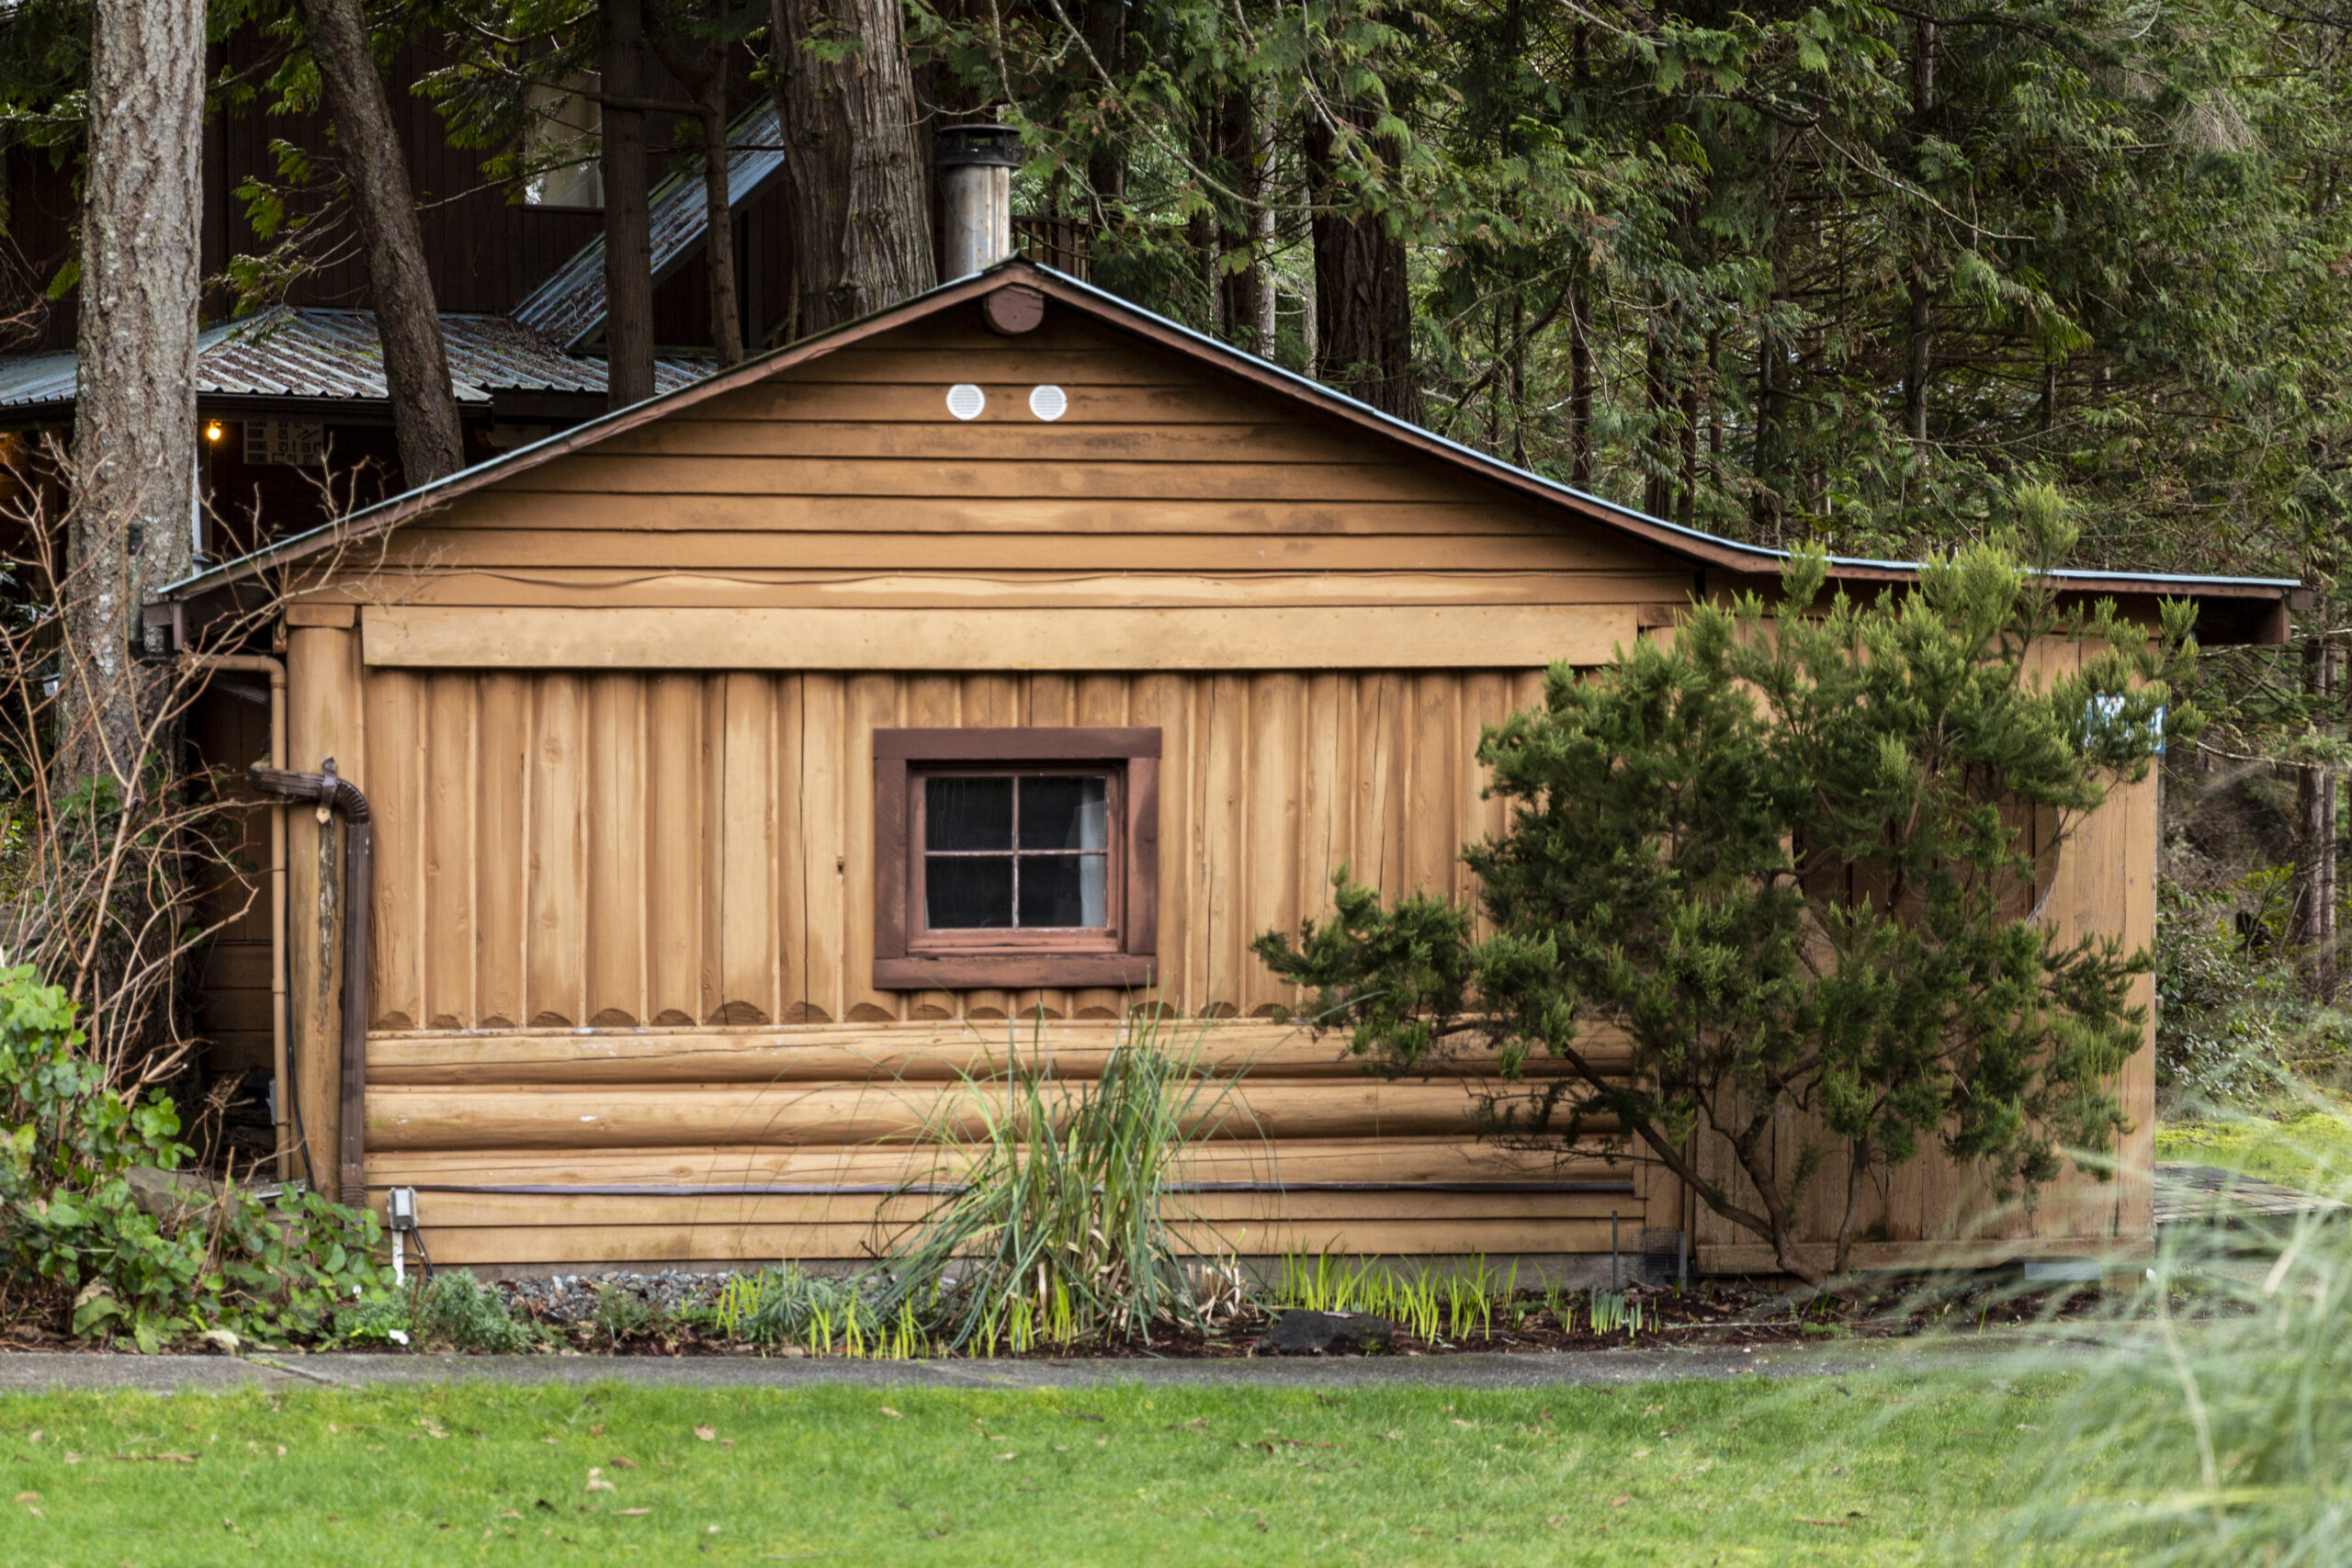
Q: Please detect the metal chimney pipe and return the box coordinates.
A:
[935,124,1022,277]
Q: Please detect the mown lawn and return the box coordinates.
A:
[0,1368,2092,1566]
[2157,1097,2352,1194]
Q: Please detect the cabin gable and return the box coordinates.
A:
[311,296,1700,661]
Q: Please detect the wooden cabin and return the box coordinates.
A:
[153,260,2295,1280]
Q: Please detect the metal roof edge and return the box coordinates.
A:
[157,258,2301,606]
[1020,266,2300,600]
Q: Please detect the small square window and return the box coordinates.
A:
[874,728,1159,989]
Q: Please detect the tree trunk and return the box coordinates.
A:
[1251,111,1279,353]
[1568,265,1592,487]
[296,0,465,487]
[1081,0,1127,219]
[695,81,744,367]
[62,0,205,787]
[1643,324,1672,518]
[600,0,658,409]
[1904,12,1937,447]
[1678,351,1700,526]
[1306,118,1419,422]
[1214,88,1261,353]
[2295,637,2341,1001]
[773,0,934,336]
[646,6,745,368]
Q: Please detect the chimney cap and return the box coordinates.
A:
[936,123,1023,170]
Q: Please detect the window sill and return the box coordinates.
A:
[874,953,1158,989]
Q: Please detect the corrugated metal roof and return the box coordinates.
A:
[0,350,76,411]
[0,308,709,412]
[512,97,786,351]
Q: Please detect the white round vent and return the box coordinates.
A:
[1028,384,1069,422]
[945,383,987,420]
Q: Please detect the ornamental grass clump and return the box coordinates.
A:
[713,1263,887,1353]
[883,1010,1239,1351]
[1984,1100,2352,1565]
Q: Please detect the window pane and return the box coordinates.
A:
[927,856,1013,928]
[1018,854,1107,929]
[926,776,1012,852]
[1020,775,1108,851]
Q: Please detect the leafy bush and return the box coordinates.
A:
[2156,877,2297,1106]
[2157,872,2352,1109]
[0,964,390,1348]
[410,1269,538,1352]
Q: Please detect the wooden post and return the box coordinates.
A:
[287,619,367,1201]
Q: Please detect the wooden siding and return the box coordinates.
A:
[362,1020,1660,1267]
[358,667,1544,1032]
[236,289,2160,1269]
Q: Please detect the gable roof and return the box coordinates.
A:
[154,259,2297,641]
[510,98,787,352]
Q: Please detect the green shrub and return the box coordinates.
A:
[591,1282,653,1347]
[2157,873,2352,1108]
[0,964,390,1349]
[411,1269,538,1352]
[2157,877,2297,1106]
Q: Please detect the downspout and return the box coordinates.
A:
[183,654,289,1179]
[250,760,372,1205]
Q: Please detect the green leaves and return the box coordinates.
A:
[0,964,394,1348]
[1258,530,2185,1281]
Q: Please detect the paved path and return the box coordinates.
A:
[2154,1161,2344,1226]
[0,1336,2091,1396]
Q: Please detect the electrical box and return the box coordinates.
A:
[388,1187,420,1232]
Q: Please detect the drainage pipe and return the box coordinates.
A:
[250,760,371,1205]
[183,654,289,1179]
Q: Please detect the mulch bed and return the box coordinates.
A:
[0,1270,2104,1358]
[491,1270,2104,1359]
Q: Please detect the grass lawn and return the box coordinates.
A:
[0,1368,2091,1566]
[2156,1095,2352,1194]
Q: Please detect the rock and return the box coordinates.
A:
[123,1167,221,1222]
[1256,1310,1393,1356]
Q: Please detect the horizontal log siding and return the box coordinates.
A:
[253,298,2151,1268]
[361,1021,1653,1265]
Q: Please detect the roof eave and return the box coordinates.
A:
[154,259,2300,644]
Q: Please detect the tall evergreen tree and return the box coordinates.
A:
[62,0,205,784]
[773,0,935,334]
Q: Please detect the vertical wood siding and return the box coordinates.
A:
[364,667,1545,1032]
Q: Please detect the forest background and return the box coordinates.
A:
[2,0,2347,1111]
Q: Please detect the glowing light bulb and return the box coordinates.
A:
[204,420,224,443]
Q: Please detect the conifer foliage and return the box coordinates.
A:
[1257,489,2198,1281]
